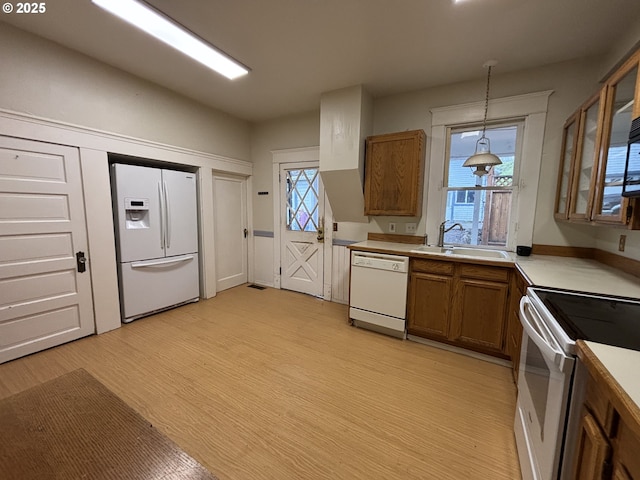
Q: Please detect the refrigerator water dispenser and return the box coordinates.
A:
[124,198,150,229]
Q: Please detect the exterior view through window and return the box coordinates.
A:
[285,167,319,232]
[443,122,523,247]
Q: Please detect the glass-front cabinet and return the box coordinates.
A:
[554,112,578,220]
[570,92,604,221]
[592,61,639,224]
[554,48,640,228]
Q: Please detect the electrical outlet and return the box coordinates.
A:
[405,223,417,233]
[388,223,396,233]
[619,234,626,252]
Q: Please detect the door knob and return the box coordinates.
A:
[244,228,248,238]
[76,251,87,273]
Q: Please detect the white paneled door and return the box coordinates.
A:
[213,173,248,292]
[0,136,94,364]
[280,162,324,297]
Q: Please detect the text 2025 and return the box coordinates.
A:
[16,2,46,13]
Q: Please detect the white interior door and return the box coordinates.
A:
[213,173,248,291]
[280,162,324,296]
[0,136,95,364]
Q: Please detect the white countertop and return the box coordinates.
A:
[584,341,640,413]
[515,255,640,298]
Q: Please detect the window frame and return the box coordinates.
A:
[428,91,552,252]
[442,121,524,248]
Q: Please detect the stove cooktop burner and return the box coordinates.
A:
[534,288,640,351]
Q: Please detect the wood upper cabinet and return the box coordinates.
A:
[364,129,426,216]
[592,54,640,225]
[569,92,606,222]
[407,258,510,358]
[555,49,640,228]
[555,111,580,220]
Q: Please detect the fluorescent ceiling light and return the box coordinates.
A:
[91,0,249,80]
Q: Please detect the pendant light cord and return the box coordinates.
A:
[481,65,492,138]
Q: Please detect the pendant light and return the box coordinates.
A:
[463,60,502,176]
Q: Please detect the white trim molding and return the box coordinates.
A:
[271,146,334,300]
[0,108,252,335]
[428,90,553,251]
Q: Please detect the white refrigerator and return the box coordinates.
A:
[111,163,199,323]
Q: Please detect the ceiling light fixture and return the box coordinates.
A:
[462,60,502,177]
[91,0,249,80]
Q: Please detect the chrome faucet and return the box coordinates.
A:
[437,221,463,247]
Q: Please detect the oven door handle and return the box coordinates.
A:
[520,296,565,367]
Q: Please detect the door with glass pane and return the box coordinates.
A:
[592,59,639,224]
[280,162,325,296]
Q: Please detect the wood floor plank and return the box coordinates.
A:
[0,285,522,479]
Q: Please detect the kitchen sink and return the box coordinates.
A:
[409,245,452,254]
[449,247,511,259]
[410,245,511,260]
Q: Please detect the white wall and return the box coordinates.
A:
[372,57,608,250]
[0,24,252,333]
[250,111,321,231]
[251,57,613,246]
[0,23,250,159]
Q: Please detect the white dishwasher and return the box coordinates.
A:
[349,251,409,338]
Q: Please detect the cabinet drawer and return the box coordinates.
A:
[458,264,510,283]
[411,259,454,275]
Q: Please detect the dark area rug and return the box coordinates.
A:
[0,369,218,480]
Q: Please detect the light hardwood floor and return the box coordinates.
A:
[0,286,522,480]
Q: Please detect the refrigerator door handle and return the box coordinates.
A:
[164,180,171,249]
[158,182,165,249]
[130,254,195,268]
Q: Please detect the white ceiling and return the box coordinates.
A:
[3,0,640,122]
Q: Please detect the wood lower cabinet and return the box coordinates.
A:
[571,347,640,480]
[616,421,640,479]
[506,267,529,382]
[407,258,510,358]
[408,271,452,340]
[572,410,611,480]
[612,465,633,480]
[451,263,510,353]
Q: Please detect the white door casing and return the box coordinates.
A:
[279,162,325,297]
[0,136,95,364]
[213,172,248,292]
[272,147,333,300]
